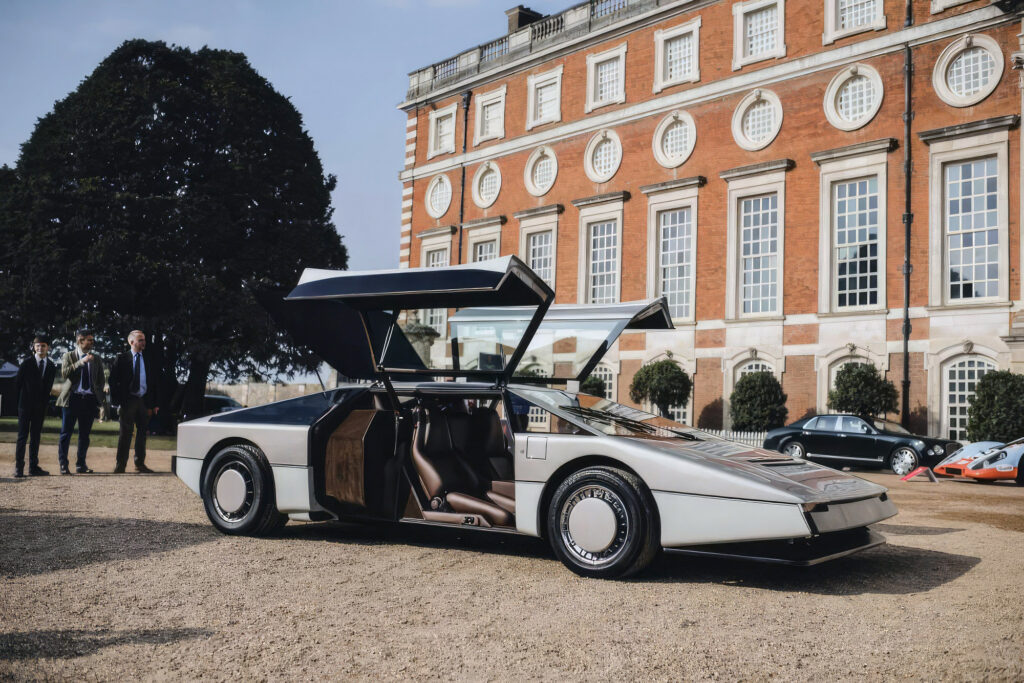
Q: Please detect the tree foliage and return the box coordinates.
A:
[729,371,788,431]
[966,371,1024,442]
[0,40,347,412]
[827,363,898,418]
[629,360,691,419]
[580,374,607,398]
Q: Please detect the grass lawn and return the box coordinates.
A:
[0,417,177,451]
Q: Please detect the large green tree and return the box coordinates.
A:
[1,39,347,413]
[827,362,898,418]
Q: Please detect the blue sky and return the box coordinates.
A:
[0,0,567,270]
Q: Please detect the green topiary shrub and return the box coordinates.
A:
[729,371,788,431]
[629,360,691,419]
[966,370,1024,442]
[827,363,898,418]
[580,374,607,398]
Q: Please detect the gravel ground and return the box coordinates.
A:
[1,443,1022,681]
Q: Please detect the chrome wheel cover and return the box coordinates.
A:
[784,442,805,458]
[891,448,918,476]
[559,485,629,568]
[212,461,255,522]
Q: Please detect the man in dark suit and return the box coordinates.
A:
[109,330,161,473]
[57,330,106,475]
[14,336,58,478]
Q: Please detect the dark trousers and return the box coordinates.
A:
[15,407,46,472]
[116,395,150,468]
[58,394,98,469]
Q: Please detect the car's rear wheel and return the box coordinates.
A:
[1016,466,1024,487]
[888,447,919,476]
[546,466,659,579]
[202,444,286,535]
[783,441,806,459]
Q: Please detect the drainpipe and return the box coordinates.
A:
[456,90,472,264]
[900,0,914,427]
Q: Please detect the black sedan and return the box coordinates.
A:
[763,415,960,476]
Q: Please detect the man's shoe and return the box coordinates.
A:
[113,465,126,474]
[28,466,49,476]
[75,466,94,474]
[60,466,72,475]
[13,471,25,479]
[135,463,154,474]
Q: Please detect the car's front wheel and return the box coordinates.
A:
[888,447,919,476]
[783,441,806,459]
[546,466,659,579]
[202,444,286,535]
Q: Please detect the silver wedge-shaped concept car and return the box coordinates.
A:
[173,256,897,578]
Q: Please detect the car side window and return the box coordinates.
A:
[804,417,818,430]
[844,417,872,433]
[816,416,839,431]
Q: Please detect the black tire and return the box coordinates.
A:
[887,446,919,476]
[201,444,287,536]
[546,466,659,579]
[782,441,806,459]
[1016,466,1024,487]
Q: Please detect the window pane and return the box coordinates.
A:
[595,57,620,102]
[478,168,499,203]
[661,119,691,160]
[481,101,502,137]
[532,155,554,191]
[589,221,619,303]
[528,231,553,286]
[428,178,450,215]
[744,5,777,57]
[659,208,693,319]
[740,194,778,314]
[834,176,879,308]
[838,0,878,29]
[739,360,771,377]
[435,114,453,151]
[947,47,996,98]
[591,364,616,400]
[946,157,998,300]
[742,99,775,142]
[665,32,693,81]
[836,75,875,121]
[536,82,557,120]
[946,358,995,440]
[425,248,449,334]
[473,240,497,262]
[592,138,619,176]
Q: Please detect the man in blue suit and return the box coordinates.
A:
[14,336,57,478]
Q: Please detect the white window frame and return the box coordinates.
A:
[519,212,558,290]
[723,348,785,428]
[731,88,783,151]
[473,85,506,146]
[590,362,618,401]
[577,198,624,304]
[932,34,1004,108]
[427,102,458,159]
[823,0,886,45]
[646,185,699,323]
[585,42,627,113]
[725,170,786,320]
[652,110,697,169]
[524,146,559,197]
[926,128,1010,308]
[941,355,997,441]
[930,0,975,14]
[420,235,452,336]
[584,129,623,183]
[471,161,502,209]
[466,221,502,263]
[823,64,884,131]
[424,174,453,219]
[526,65,563,131]
[732,0,786,71]
[816,149,888,315]
[653,17,701,93]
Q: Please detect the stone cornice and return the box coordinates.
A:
[917,115,1019,144]
[640,176,707,195]
[461,215,506,231]
[513,204,564,219]
[810,138,899,165]
[416,225,457,239]
[719,159,795,181]
[570,191,631,208]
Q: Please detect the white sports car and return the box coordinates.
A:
[172,257,897,578]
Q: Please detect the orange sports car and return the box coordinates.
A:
[962,438,1024,484]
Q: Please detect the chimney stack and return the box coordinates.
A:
[505,5,543,32]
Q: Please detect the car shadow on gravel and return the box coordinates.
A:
[643,544,980,594]
[873,522,965,535]
[0,627,213,660]
[0,511,219,579]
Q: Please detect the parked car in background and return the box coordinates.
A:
[764,414,960,476]
[933,441,1003,478]
[963,438,1024,485]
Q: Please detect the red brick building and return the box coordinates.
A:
[397,0,1024,439]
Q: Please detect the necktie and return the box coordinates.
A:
[131,354,141,394]
[82,357,91,392]
[38,359,44,376]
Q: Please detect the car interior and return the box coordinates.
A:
[408,396,517,528]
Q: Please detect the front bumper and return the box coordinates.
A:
[665,528,886,566]
[963,466,1018,481]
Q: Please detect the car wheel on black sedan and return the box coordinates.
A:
[783,441,806,459]
[201,444,287,536]
[888,447,919,477]
[546,466,659,579]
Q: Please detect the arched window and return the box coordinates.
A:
[737,360,772,379]
[829,358,869,390]
[591,363,616,401]
[944,357,996,441]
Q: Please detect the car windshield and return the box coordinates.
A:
[510,387,706,440]
[872,418,910,434]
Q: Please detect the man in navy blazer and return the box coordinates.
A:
[109,330,161,473]
[14,336,58,477]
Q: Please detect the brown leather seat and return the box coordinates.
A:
[411,405,513,527]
